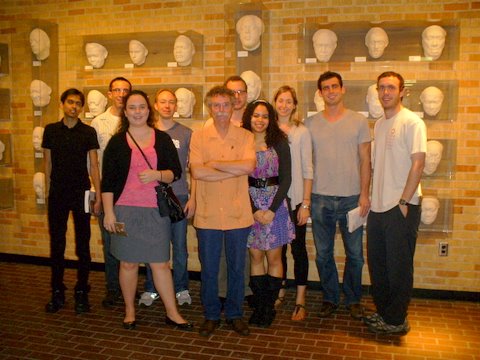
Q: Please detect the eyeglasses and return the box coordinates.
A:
[111,88,130,94]
[231,90,247,95]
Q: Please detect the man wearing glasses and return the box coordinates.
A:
[204,75,248,128]
[91,77,132,308]
[190,86,256,337]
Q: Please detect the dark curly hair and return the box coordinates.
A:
[242,100,287,148]
[118,90,156,133]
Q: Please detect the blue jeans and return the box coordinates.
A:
[145,195,189,293]
[196,226,250,320]
[311,194,364,305]
[99,213,120,293]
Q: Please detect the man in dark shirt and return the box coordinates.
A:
[42,88,101,314]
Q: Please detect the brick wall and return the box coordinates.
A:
[0,0,478,292]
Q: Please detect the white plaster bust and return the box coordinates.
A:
[30,28,50,61]
[236,14,264,51]
[421,196,440,225]
[312,29,337,62]
[366,84,384,119]
[85,42,108,68]
[174,35,195,66]
[33,172,46,200]
[129,39,148,66]
[240,70,262,103]
[32,126,44,152]
[365,27,389,59]
[422,25,447,60]
[424,140,444,176]
[175,88,196,118]
[87,90,108,117]
[420,86,444,117]
[30,80,52,107]
[0,140,5,161]
[313,90,325,112]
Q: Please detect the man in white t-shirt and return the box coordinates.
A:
[364,71,426,334]
[91,77,132,308]
[305,71,371,320]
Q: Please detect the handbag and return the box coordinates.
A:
[127,130,186,223]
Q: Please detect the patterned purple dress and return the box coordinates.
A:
[248,147,295,250]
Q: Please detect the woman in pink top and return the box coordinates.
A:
[102,90,192,331]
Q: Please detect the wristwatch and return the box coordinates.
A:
[301,204,310,210]
[399,199,407,206]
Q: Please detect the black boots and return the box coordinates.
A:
[249,275,268,325]
[249,274,283,328]
[45,289,65,313]
[74,285,91,314]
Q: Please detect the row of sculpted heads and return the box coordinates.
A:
[85,87,196,118]
[312,25,446,62]
[85,35,195,68]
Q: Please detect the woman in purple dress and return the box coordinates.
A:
[242,100,294,328]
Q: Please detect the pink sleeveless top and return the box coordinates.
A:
[116,131,158,208]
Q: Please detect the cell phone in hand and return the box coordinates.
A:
[114,222,127,236]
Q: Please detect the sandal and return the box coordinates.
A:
[291,304,307,321]
[274,296,285,309]
[274,285,286,309]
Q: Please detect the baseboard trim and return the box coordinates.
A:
[1,253,478,302]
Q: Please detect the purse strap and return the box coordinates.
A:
[127,130,162,185]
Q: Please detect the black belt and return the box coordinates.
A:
[248,176,279,188]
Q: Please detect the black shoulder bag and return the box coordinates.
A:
[127,130,186,223]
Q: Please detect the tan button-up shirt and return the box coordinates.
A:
[190,124,255,230]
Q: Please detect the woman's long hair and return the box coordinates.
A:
[118,90,156,133]
[273,85,300,126]
[242,100,287,148]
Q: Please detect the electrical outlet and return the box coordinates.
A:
[438,242,448,256]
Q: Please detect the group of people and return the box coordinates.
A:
[42,69,426,339]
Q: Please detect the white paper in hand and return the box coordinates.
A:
[347,206,368,233]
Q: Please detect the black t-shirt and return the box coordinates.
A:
[42,119,99,192]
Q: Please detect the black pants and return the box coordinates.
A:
[281,204,309,286]
[366,204,421,325]
[48,188,91,292]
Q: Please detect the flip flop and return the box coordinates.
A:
[291,304,307,321]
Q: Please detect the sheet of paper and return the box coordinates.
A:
[347,206,368,233]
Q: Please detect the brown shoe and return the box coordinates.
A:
[348,303,364,319]
[226,318,250,336]
[291,304,307,321]
[318,301,338,317]
[199,319,220,337]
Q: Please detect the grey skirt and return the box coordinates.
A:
[111,205,170,263]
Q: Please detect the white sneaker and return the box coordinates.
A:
[138,292,159,307]
[176,290,192,306]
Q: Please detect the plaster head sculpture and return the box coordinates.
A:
[421,196,440,225]
[420,86,444,117]
[365,27,389,59]
[422,25,447,60]
[313,90,325,112]
[174,88,196,118]
[30,80,52,107]
[0,140,5,161]
[240,70,262,103]
[33,172,46,200]
[173,35,195,66]
[29,28,50,61]
[424,140,444,175]
[236,14,265,51]
[32,126,44,151]
[312,29,337,62]
[129,39,148,66]
[85,42,108,69]
[87,90,108,117]
[366,84,384,118]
